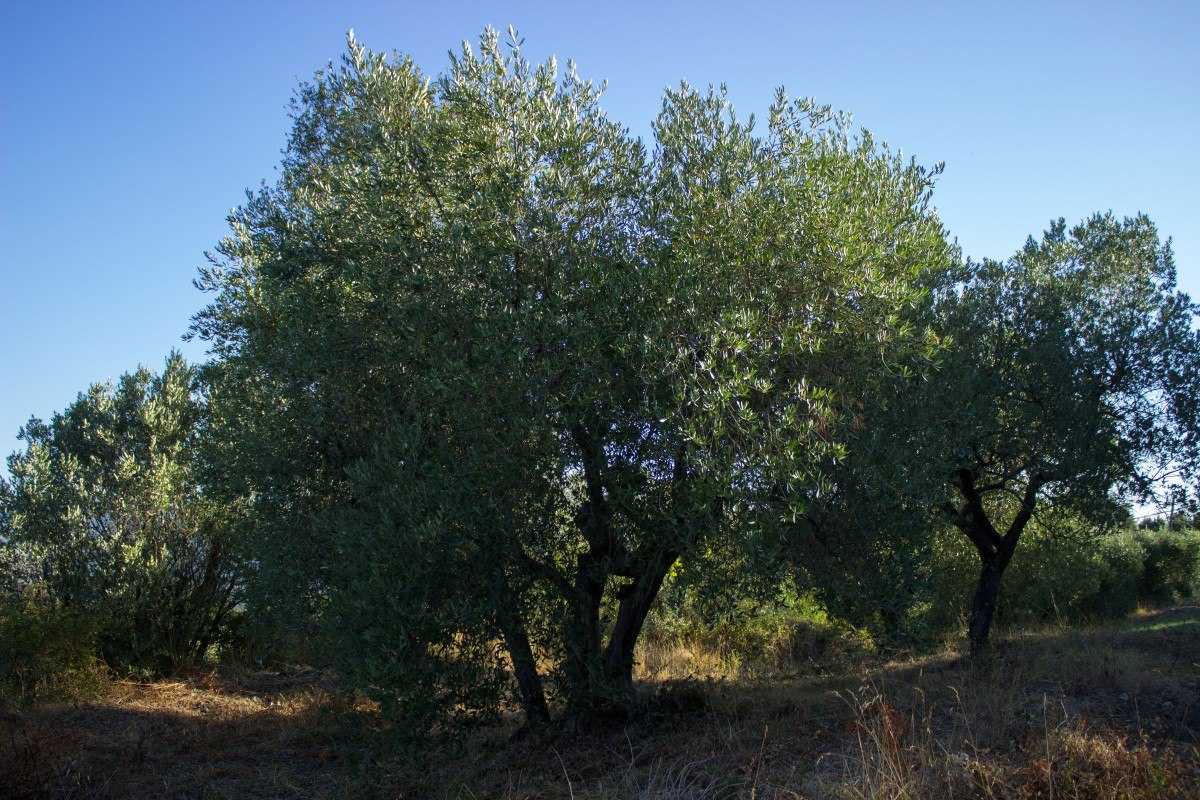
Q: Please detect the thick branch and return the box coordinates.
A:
[571,422,611,552]
[1001,473,1046,557]
[518,547,575,599]
[951,468,1002,559]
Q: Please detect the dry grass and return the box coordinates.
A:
[3,607,1198,799]
[808,682,1199,799]
[0,668,380,799]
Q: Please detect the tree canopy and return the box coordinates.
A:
[190,28,953,723]
[932,213,1200,652]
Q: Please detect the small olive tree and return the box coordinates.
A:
[933,214,1200,654]
[0,353,242,673]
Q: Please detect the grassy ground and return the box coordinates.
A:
[3,607,1198,799]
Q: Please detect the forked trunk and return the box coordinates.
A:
[602,549,678,693]
[950,469,1043,657]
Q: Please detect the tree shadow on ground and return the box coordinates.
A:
[3,606,1197,799]
[0,668,376,800]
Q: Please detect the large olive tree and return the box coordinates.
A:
[192,29,954,725]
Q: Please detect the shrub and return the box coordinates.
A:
[0,592,107,706]
[1000,533,1100,624]
[992,530,1146,625]
[0,354,243,677]
[1134,530,1200,605]
[922,520,1148,637]
[641,574,870,677]
[1085,533,1146,619]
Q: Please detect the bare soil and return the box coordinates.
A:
[4,607,1198,799]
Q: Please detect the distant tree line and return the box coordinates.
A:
[3,29,1199,727]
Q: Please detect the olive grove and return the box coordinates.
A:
[3,29,1198,731]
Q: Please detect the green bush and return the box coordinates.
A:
[1000,534,1096,624]
[1134,530,1200,605]
[644,573,871,674]
[993,530,1146,625]
[0,593,107,706]
[1,355,244,677]
[1084,534,1145,619]
[922,520,1148,636]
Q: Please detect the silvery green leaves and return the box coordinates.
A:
[649,82,951,529]
[188,28,954,725]
[1,353,242,674]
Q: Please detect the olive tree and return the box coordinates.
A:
[0,353,241,673]
[192,29,954,725]
[934,214,1200,654]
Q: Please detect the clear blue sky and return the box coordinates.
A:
[2,1,1198,468]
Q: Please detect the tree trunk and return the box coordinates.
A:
[949,469,1043,657]
[602,549,678,693]
[563,550,609,715]
[497,607,550,726]
[564,426,616,715]
[967,555,1006,656]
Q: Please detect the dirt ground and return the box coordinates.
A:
[4,607,1199,799]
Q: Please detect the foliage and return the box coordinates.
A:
[920,522,1200,635]
[995,517,1138,625]
[1085,533,1149,619]
[0,353,241,675]
[0,590,106,706]
[190,27,952,725]
[644,571,871,676]
[1134,529,1200,604]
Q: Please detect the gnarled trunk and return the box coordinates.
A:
[603,548,678,693]
[563,549,610,715]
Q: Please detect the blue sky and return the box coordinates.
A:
[2,1,1198,469]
